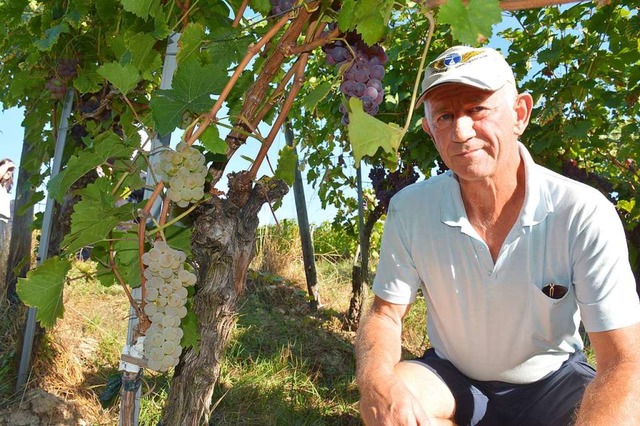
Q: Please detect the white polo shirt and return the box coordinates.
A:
[373,143,640,384]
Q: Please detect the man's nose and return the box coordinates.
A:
[451,115,475,143]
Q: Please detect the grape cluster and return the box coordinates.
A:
[157,142,208,208]
[323,32,388,125]
[57,58,79,80]
[369,164,419,212]
[142,241,197,372]
[270,0,294,16]
[45,78,66,100]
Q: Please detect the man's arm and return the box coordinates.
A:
[575,322,640,425]
[355,295,431,425]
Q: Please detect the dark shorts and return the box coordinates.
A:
[414,349,596,426]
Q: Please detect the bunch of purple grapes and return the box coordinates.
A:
[369,164,419,212]
[323,32,388,125]
[270,0,294,16]
[57,58,79,80]
[45,78,66,100]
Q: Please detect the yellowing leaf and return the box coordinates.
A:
[16,257,72,328]
[347,97,404,163]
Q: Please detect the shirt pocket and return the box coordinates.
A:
[528,281,577,346]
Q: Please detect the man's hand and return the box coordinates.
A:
[359,372,432,426]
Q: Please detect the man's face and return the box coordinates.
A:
[422,84,522,184]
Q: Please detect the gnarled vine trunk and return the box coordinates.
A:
[160,174,287,425]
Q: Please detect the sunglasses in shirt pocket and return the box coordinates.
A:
[541,282,569,300]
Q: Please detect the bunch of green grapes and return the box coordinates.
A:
[141,241,197,372]
[157,142,208,208]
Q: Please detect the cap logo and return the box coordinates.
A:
[428,49,486,72]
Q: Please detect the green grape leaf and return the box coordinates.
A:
[120,0,160,20]
[149,59,225,135]
[303,82,333,112]
[207,26,254,72]
[97,62,140,94]
[180,309,200,352]
[16,257,72,328]
[347,97,404,163]
[439,0,502,45]
[165,224,193,258]
[34,23,70,51]
[62,178,136,253]
[566,120,592,140]
[128,32,160,76]
[48,133,133,202]
[177,23,206,65]
[111,231,142,288]
[73,67,103,93]
[274,146,297,187]
[200,126,227,155]
[250,0,271,16]
[337,0,356,31]
[353,0,392,45]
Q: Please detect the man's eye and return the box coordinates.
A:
[469,106,487,114]
[436,113,453,124]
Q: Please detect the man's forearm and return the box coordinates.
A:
[355,309,404,385]
[574,362,640,425]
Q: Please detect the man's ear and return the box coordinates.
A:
[422,117,433,138]
[513,92,533,136]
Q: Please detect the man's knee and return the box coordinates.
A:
[394,360,457,420]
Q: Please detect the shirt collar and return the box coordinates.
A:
[441,142,553,228]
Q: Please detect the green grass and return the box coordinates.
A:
[208,276,361,425]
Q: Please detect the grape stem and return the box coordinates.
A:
[138,182,165,294]
[287,25,339,55]
[146,198,204,236]
[232,0,249,27]
[402,10,435,136]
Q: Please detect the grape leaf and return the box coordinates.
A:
[303,82,333,112]
[177,23,206,65]
[149,59,226,135]
[16,257,72,328]
[128,32,160,77]
[180,309,200,352]
[165,224,193,258]
[206,26,254,72]
[438,0,502,45]
[200,126,227,155]
[48,133,133,202]
[354,0,393,45]
[274,146,297,187]
[62,178,137,253]
[337,0,356,31]
[34,23,70,51]
[120,0,160,20]
[347,97,404,163]
[97,62,140,94]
